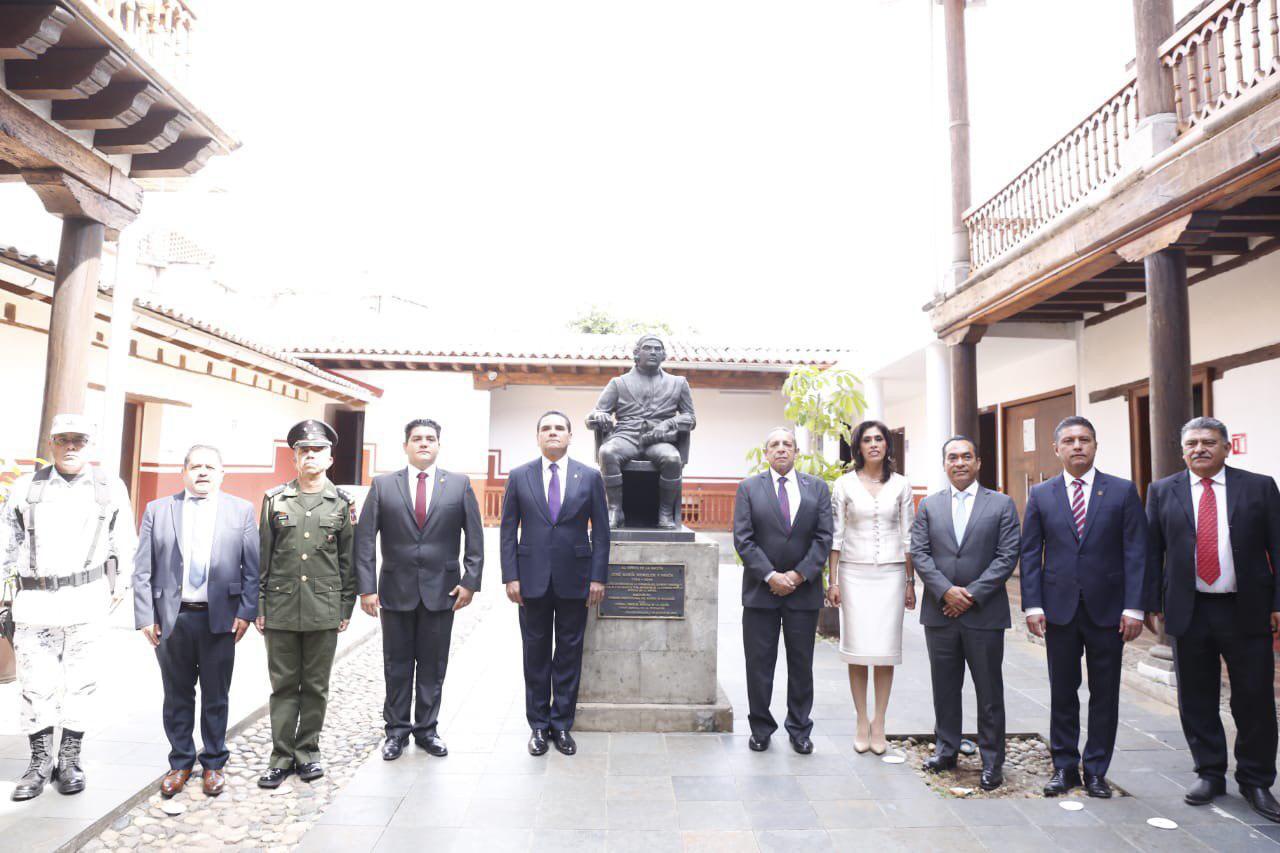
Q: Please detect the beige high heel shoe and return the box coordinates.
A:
[869,718,887,755]
[854,717,871,754]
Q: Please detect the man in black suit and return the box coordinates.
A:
[356,419,484,761]
[733,427,833,754]
[910,436,1020,791]
[1020,416,1147,799]
[500,411,610,757]
[1145,416,1280,822]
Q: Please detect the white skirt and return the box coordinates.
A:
[837,561,906,666]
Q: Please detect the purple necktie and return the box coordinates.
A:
[777,475,791,533]
[548,462,561,523]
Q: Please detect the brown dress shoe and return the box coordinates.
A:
[202,769,226,796]
[160,769,192,798]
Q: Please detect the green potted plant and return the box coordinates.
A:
[747,366,864,636]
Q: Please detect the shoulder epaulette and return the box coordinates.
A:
[265,485,286,498]
[336,487,355,505]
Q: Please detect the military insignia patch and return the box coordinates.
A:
[273,512,290,525]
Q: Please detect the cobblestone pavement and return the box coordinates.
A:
[80,593,492,853]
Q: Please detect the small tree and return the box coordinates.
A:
[568,306,675,336]
[746,365,865,489]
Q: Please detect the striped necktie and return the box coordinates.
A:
[1071,478,1086,537]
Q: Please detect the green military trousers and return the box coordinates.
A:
[264,628,338,769]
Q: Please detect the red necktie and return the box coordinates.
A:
[1195,478,1221,585]
[415,471,428,528]
[1071,479,1086,537]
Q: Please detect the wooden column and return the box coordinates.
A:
[946,325,985,441]
[38,217,105,459]
[943,0,972,288]
[1132,0,1181,679]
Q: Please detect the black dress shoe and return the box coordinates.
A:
[415,735,448,757]
[1084,774,1112,798]
[922,755,957,773]
[551,729,576,756]
[1183,776,1226,805]
[296,762,324,782]
[748,735,770,752]
[1240,785,1280,822]
[528,729,549,756]
[979,768,1003,791]
[382,736,407,761]
[790,737,814,755]
[257,767,292,789]
[1043,767,1082,797]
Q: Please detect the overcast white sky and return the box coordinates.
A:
[5,0,1196,357]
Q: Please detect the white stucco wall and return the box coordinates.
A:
[343,370,491,478]
[1212,360,1280,487]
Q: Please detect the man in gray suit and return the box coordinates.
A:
[356,419,484,760]
[909,436,1020,791]
[134,445,260,798]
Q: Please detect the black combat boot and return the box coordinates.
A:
[53,728,86,795]
[604,476,626,528]
[12,728,55,801]
[656,477,680,529]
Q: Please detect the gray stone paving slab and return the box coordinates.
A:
[755,827,835,851]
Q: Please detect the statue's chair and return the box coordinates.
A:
[590,424,690,528]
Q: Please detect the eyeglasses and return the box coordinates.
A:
[53,435,89,448]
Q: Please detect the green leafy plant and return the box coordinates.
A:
[746,365,865,489]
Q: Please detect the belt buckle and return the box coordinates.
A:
[45,575,59,592]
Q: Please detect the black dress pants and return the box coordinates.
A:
[1045,606,1123,777]
[924,622,1005,770]
[519,595,588,732]
[742,606,819,741]
[381,604,454,739]
[1172,593,1278,788]
[155,608,235,771]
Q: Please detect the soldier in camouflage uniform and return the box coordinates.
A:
[255,420,356,788]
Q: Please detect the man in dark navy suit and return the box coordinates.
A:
[1146,416,1280,822]
[733,427,833,754]
[1019,416,1147,799]
[500,411,610,756]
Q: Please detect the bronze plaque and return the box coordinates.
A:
[598,562,685,619]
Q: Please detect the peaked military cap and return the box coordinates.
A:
[287,419,338,449]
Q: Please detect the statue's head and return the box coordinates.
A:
[633,333,667,373]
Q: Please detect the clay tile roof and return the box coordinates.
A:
[289,334,850,369]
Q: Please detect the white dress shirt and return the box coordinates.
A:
[181,491,217,604]
[950,481,979,544]
[1190,468,1237,593]
[1025,468,1143,621]
[542,455,570,502]
[406,463,436,519]
[764,466,802,583]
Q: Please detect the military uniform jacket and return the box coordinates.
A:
[258,479,356,631]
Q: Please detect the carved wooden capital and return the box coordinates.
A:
[942,324,987,347]
[1116,210,1221,263]
[22,168,138,235]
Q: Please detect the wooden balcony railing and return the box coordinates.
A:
[1162,0,1280,132]
[963,80,1140,270]
[87,0,196,81]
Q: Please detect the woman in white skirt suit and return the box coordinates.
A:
[826,420,915,754]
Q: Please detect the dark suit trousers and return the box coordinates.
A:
[519,595,588,732]
[742,606,819,741]
[155,609,235,771]
[381,604,454,739]
[924,622,1005,770]
[1045,607,1123,777]
[1173,593,1278,788]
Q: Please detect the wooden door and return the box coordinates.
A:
[1001,391,1076,516]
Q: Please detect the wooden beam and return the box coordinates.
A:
[1029,301,1106,313]
[1016,310,1086,321]
[0,86,141,212]
[1184,236,1250,255]
[52,80,159,130]
[129,137,217,178]
[94,109,190,155]
[5,47,124,99]
[1211,218,1280,237]
[0,4,73,60]
[1044,292,1125,305]
[1218,196,1280,218]
[22,168,136,233]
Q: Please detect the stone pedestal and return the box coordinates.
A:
[575,533,733,732]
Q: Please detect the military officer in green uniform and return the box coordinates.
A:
[256,420,357,789]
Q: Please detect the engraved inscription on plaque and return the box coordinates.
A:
[598,562,685,619]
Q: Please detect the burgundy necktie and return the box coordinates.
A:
[415,471,428,528]
[1196,478,1221,585]
[1071,479,1086,537]
[548,462,562,523]
[777,476,792,533]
